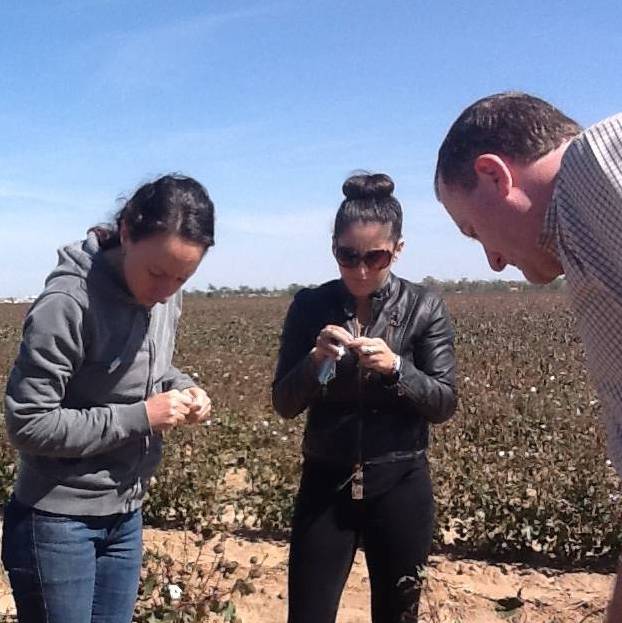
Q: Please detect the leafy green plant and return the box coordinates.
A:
[1,292,622,571]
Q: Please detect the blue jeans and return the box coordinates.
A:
[1,495,143,623]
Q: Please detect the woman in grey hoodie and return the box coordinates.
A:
[2,174,214,623]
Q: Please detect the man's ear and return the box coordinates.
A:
[473,154,513,197]
[119,220,129,246]
[393,239,405,260]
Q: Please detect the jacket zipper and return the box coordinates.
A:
[350,298,396,500]
[351,317,365,500]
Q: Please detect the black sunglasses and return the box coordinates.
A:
[334,246,394,270]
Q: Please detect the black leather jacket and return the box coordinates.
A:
[272,273,457,466]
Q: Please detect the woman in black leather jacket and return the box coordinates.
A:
[272,172,457,623]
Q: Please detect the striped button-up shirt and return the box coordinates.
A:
[541,113,622,474]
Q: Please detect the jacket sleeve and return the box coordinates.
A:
[4,292,151,459]
[389,295,457,423]
[272,292,321,419]
[161,366,195,392]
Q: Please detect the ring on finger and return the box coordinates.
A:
[361,346,377,355]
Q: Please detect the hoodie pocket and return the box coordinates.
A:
[30,437,149,492]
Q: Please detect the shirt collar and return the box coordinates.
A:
[538,194,560,260]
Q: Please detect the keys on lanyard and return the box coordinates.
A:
[351,463,364,500]
[349,317,366,501]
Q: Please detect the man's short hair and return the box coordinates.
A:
[435,92,582,195]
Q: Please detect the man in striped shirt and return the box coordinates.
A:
[435,92,622,621]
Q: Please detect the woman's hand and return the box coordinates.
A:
[310,324,354,367]
[181,387,212,424]
[145,390,194,432]
[351,337,398,376]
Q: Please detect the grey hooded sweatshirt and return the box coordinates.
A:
[4,232,195,515]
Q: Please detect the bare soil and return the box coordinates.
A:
[0,529,613,622]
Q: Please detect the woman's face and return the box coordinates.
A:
[333,221,402,299]
[121,228,206,308]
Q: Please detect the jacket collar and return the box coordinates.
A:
[338,272,398,319]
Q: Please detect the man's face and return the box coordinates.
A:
[437,176,562,284]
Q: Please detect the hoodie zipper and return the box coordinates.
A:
[130,308,154,504]
[145,309,155,398]
[143,308,154,452]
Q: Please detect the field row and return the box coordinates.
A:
[0,293,618,568]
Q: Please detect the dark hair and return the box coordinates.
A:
[334,172,403,242]
[435,92,582,194]
[92,174,215,250]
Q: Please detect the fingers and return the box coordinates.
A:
[191,397,212,422]
[171,398,191,417]
[181,387,201,408]
[325,325,354,345]
[315,325,354,359]
[181,388,213,424]
[350,337,387,356]
[319,325,353,346]
[147,389,212,432]
[172,389,194,406]
[351,338,395,374]
[164,390,191,427]
[171,412,187,428]
[185,388,208,410]
[158,412,186,433]
[359,345,379,355]
[198,395,212,419]
[315,339,346,360]
[358,354,385,371]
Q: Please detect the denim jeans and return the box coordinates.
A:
[1,495,143,623]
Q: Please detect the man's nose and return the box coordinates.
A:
[485,249,507,272]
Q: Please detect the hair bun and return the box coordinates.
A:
[342,173,394,201]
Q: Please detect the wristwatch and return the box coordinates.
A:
[393,354,402,373]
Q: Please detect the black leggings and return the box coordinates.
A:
[287,459,434,623]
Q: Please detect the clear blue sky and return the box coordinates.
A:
[1,0,621,296]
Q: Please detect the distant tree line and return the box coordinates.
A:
[419,276,566,293]
[185,277,566,298]
[184,283,315,298]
